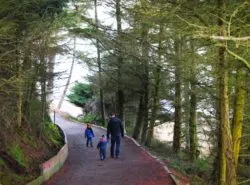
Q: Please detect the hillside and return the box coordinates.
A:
[0,121,64,185]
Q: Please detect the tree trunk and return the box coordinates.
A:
[218,1,226,184]
[189,75,197,161]
[145,24,163,146]
[218,48,236,185]
[140,23,149,145]
[22,44,34,124]
[146,65,161,146]
[212,42,222,185]
[95,0,106,126]
[232,67,246,169]
[16,39,23,128]
[47,54,55,97]
[217,0,238,184]
[115,0,125,122]
[184,80,190,150]
[132,94,144,140]
[40,38,47,123]
[173,38,182,154]
[218,1,237,184]
[17,63,23,128]
[57,37,76,109]
[189,43,197,162]
[141,81,149,144]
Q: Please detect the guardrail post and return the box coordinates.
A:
[53,110,56,124]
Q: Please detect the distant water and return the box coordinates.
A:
[154,122,211,156]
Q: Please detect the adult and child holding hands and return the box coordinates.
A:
[84,112,124,161]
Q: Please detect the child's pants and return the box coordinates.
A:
[86,137,93,147]
[99,148,106,160]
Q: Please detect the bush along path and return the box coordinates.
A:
[45,114,175,185]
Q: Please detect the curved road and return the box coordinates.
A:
[45,114,174,185]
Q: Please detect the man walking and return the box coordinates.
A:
[107,113,124,159]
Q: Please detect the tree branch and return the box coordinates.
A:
[226,48,250,70]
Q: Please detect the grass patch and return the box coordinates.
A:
[43,122,64,147]
[7,144,25,167]
[67,113,104,126]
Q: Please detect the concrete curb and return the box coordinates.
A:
[26,124,68,185]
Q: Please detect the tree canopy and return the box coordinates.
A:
[67,82,93,108]
[1,0,250,184]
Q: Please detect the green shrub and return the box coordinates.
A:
[43,122,64,147]
[81,113,102,125]
[194,158,210,174]
[67,82,93,107]
[168,158,186,173]
[149,139,173,155]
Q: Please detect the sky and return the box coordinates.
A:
[51,3,115,117]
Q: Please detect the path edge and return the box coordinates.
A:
[26,124,68,185]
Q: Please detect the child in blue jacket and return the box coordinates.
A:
[97,135,108,160]
[84,123,94,147]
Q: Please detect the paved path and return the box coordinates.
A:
[45,114,174,185]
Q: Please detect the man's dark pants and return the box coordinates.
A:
[110,135,121,158]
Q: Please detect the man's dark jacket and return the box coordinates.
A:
[107,117,124,139]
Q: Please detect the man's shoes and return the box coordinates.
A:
[115,156,119,159]
[111,155,114,159]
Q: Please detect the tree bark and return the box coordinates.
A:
[145,65,161,146]
[145,24,163,146]
[57,37,76,109]
[17,61,23,128]
[218,1,237,184]
[184,80,190,150]
[40,38,47,121]
[95,0,106,126]
[218,1,226,184]
[16,37,23,128]
[132,94,144,140]
[189,43,197,162]
[47,54,55,96]
[140,23,149,145]
[189,75,197,161]
[115,0,125,122]
[173,38,182,154]
[232,67,246,170]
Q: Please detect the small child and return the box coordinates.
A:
[84,123,94,147]
[97,135,108,160]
